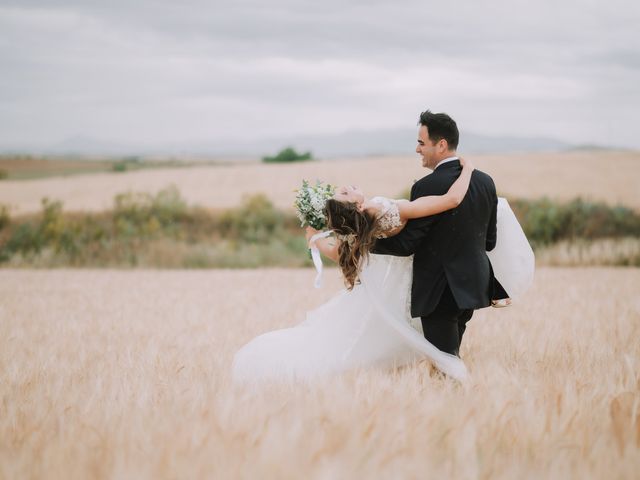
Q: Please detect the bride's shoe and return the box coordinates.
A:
[491,298,512,308]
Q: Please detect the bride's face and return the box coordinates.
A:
[333,185,365,206]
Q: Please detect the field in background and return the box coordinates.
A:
[0,150,638,215]
[1,267,639,479]
[0,156,114,179]
[0,155,231,181]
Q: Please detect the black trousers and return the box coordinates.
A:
[421,284,473,357]
[493,278,509,300]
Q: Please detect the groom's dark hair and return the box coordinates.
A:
[418,110,459,150]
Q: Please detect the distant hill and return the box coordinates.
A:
[1,129,619,158]
[186,128,577,157]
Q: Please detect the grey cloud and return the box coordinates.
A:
[0,0,639,149]
[5,1,637,63]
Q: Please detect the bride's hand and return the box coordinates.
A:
[305,226,320,243]
[459,156,474,171]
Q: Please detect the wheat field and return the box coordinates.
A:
[1,267,639,479]
[0,150,638,215]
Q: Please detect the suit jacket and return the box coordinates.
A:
[372,160,498,317]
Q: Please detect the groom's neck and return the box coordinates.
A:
[432,151,458,169]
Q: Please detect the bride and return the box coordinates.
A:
[232,159,532,384]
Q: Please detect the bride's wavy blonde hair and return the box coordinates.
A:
[324,199,379,290]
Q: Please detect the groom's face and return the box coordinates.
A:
[416,125,446,169]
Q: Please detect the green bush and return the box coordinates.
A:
[0,188,305,267]
[0,169,8,180]
[4,222,41,256]
[114,185,188,238]
[262,147,313,164]
[112,156,141,172]
[2,187,638,268]
[218,194,286,243]
[398,190,640,248]
[0,198,81,259]
[0,205,9,230]
[510,197,640,247]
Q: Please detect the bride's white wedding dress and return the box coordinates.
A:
[232,197,534,384]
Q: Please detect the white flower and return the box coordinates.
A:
[310,195,325,211]
[294,179,335,230]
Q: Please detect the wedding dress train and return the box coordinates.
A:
[232,197,534,384]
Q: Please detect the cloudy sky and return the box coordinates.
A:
[1,0,639,151]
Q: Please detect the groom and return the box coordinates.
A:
[373,110,500,357]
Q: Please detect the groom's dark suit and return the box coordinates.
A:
[372,159,499,356]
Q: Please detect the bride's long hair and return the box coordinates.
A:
[324,199,379,290]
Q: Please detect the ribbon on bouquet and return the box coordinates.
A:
[309,230,333,288]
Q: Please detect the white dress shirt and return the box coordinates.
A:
[434,156,459,170]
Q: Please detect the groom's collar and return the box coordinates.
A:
[434,156,459,170]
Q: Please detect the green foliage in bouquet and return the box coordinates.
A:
[294,180,335,230]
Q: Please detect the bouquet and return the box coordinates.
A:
[294,179,335,230]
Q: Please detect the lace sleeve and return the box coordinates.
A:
[372,197,405,238]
